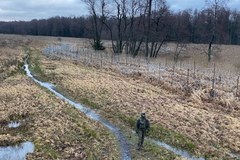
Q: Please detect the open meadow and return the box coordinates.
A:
[0,34,239,159]
[0,35,120,159]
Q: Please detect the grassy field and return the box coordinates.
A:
[0,35,120,159]
[27,37,183,159]
[0,34,239,159]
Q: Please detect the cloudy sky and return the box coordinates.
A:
[168,0,240,11]
[0,0,239,21]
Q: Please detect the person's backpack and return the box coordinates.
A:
[139,118,146,129]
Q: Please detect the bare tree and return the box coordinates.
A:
[103,0,147,56]
[174,41,187,62]
[102,0,130,54]
[112,0,128,54]
[144,0,152,58]
[205,0,228,62]
[125,0,144,57]
[149,0,168,58]
[172,10,191,62]
[82,0,107,50]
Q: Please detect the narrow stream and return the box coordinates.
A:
[0,142,34,160]
[24,55,205,160]
[24,62,131,160]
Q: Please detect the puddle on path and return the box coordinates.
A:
[0,142,34,160]
[8,122,21,128]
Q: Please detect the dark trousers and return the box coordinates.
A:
[137,129,145,149]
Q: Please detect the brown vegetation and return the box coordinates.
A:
[34,37,240,159]
[0,37,119,159]
[1,35,239,159]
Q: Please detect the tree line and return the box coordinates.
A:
[0,17,88,38]
[0,0,239,60]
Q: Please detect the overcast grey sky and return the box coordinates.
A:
[168,0,240,11]
[0,0,239,21]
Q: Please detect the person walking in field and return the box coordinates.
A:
[136,112,150,150]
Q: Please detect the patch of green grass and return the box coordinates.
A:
[85,152,98,160]
[63,107,99,140]
[143,141,178,159]
[80,98,100,109]
[29,52,40,72]
[63,107,80,121]
[35,141,59,159]
[27,49,56,82]
[55,86,101,110]
[149,124,196,153]
[117,113,137,128]
[82,124,99,139]
[28,50,44,77]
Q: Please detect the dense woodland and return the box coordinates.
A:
[0,0,239,58]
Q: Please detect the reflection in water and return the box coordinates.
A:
[0,142,34,160]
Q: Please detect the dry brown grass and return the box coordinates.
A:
[0,36,119,159]
[0,75,119,159]
[29,36,240,159]
[0,47,24,80]
[1,34,239,159]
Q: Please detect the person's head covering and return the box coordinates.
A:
[141,112,146,118]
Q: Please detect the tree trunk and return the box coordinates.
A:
[145,0,152,58]
[208,35,215,62]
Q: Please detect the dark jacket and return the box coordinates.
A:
[136,117,150,131]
